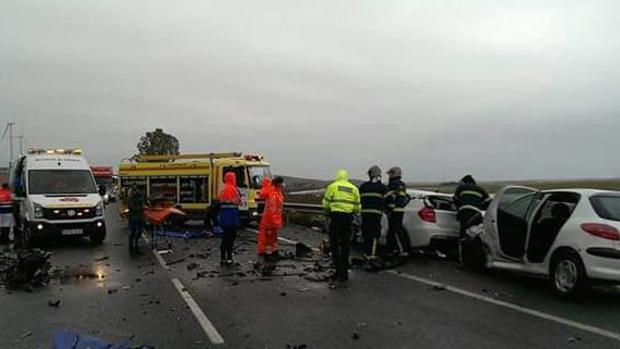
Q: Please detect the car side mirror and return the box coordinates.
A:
[98,185,107,196]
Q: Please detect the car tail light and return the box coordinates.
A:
[581,223,620,241]
[418,206,436,223]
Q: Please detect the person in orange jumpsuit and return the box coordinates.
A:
[219,172,242,265]
[259,177,285,261]
[257,177,273,256]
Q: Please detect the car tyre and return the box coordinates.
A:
[90,231,106,245]
[550,250,587,300]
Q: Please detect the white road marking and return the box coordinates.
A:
[143,236,224,344]
[385,270,620,342]
[171,278,225,345]
[142,236,170,270]
[245,228,320,251]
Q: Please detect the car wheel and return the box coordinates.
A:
[90,231,106,245]
[550,251,587,299]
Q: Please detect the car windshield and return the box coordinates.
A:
[29,170,97,195]
[590,196,620,222]
[248,166,272,189]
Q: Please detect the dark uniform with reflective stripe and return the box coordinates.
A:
[453,183,491,236]
[385,177,411,256]
[359,180,388,259]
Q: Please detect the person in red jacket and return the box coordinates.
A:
[259,177,285,261]
[257,177,273,256]
[219,172,242,265]
[0,183,14,244]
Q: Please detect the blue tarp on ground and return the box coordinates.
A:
[52,329,154,349]
[52,329,130,349]
[154,229,214,239]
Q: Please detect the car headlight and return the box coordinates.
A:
[96,201,104,216]
[33,203,44,219]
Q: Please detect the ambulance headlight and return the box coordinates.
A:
[33,203,44,219]
[96,201,104,216]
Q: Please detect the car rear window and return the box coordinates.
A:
[590,196,620,222]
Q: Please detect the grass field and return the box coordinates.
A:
[285,177,620,205]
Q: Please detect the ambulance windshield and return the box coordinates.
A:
[29,170,97,195]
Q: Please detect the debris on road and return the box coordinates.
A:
[286,344,308,349]
[432,284,447,291]
[351,332,360,340]
[21,331,33,339]
[48,299,61,307]
[295,242,313,258]
[167,258,187,266]
[0,248,52,291]
[94,256,110,262]
[107,288,118,295]
[186,262,200,271]
[567,336,582,343]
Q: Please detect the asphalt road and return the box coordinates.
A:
[2,204,620,348]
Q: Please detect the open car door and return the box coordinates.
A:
[483,186,540,262]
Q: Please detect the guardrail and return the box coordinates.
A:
[283,202,325,214]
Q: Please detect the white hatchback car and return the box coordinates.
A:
[381,190,461,250]
[479,186,620,298]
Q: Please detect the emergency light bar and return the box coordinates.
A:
[28,148,83,155]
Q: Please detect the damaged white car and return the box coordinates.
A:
[474,186,620,298]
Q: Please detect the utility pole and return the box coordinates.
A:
[1,121,16,168]
[15,135,24,156]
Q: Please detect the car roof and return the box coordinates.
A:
[543,188,620,196]
[407,189,452,198]
[25,154,90,170]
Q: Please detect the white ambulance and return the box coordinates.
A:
[10,148,106,245]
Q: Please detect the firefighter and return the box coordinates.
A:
[385,167,411,258]
[359,165,387,261]
[322,170,361,288]
[219,172,242,266]
[0,183,14,244]
[453,175,491,267]
[453,175,491,235]
[127,185,146,255]
[258,177,285,261]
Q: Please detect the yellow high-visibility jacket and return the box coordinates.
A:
[322,170,361,214]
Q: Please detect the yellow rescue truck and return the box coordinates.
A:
[117,152,271,221]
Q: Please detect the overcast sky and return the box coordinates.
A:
[1,0,620,181]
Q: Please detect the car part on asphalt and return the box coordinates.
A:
[0,248,51,290]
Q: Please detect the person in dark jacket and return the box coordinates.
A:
[359,165,388,260]
[127,185,146,255]
[385,167,411,258]
[453,175,491,236]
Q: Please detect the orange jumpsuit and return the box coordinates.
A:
[258,183,283,256]
[257,178,273,255]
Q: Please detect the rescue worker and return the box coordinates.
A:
[453,175,491,267]
[385,167,411,258]
[258,177,285,261]
[219,172,242,266]
[322,170,361,288]
[257,177,273,257]
[359,165,388,261]
[0,183,14,244]
[453,175,491,236]
[127,185,146,255]
[256,177,273,251]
